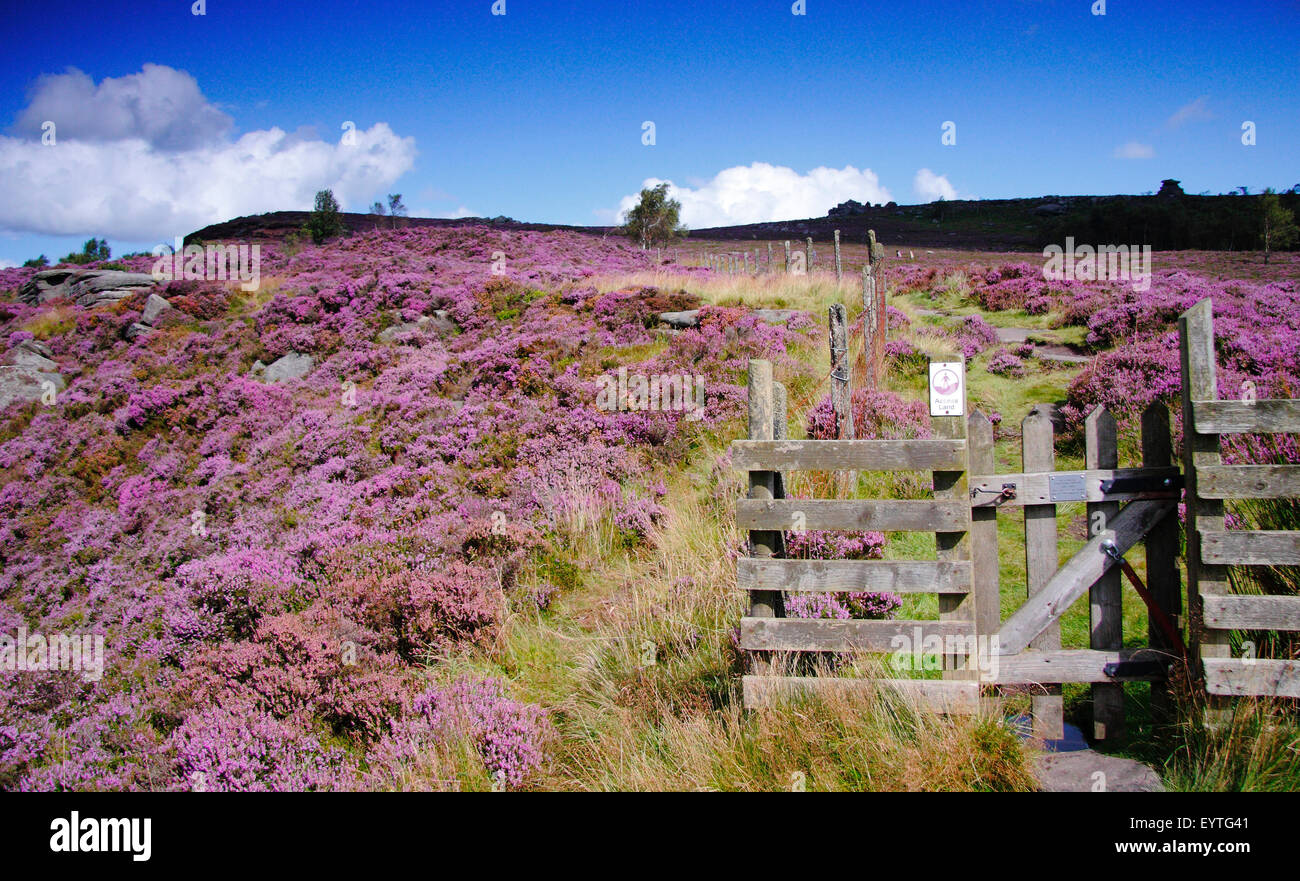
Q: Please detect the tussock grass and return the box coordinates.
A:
[20,305,76,339]
[593,268,864,316]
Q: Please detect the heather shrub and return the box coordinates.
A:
[163,280,234,320]
[806,388,932,440]
[986,348,1027,378]
[367,678,551,790]
[171,703,354,792]
[166,549,309,649]
[337,563,500,659]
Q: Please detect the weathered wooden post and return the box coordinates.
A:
[929,355,973,681]
[1179,299,1231,723]
[1023,405,1064,740]
[783,240,791,274]
[1142,401,1180,721]
[968,408,1000,709]
[828,304,855,440]
[772,381,789,557]
[862,265,879,388]
[1086,407,1125,742]
[834,229,842,283]
[766,241,773,273]
[869,229,887,297]
[747,360,780,674]
[806,237,815,274]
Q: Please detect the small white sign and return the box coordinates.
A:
[929,361,964,417]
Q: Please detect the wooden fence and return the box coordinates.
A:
[732,295,1298,734]
[1180,298,1300,701]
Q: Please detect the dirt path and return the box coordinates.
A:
[914,308,1091,364]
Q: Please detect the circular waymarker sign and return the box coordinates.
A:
[929,362,964,416]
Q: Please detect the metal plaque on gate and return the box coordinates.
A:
[1048,472,1087,502]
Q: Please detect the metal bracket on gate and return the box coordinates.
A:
[1103,660,1168,680]
[1099,474,1183,495]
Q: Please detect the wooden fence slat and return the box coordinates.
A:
[1197,465,1300,499]
[737,558,971,593]
[1086,407,1125,742]
[993,499,1178,655]
[967,466,1180,506]
[1203,594,1300,631]
[1203,659,1300,698]
[735,498,970,532]
[742,676,980,713]
[731,439,967,472]
[993,649,1170,685]
[739,617,975,652]
[1200,531,1300,565]
[1142,402,1181,722]
[1191,400,1300,434]
[745,361,780,676]
[1022,404,1063,739]
[967,412,1001,641]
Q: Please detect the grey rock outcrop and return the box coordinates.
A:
[19,268,158,307]
[141,293,172,325]
[251,352,314,384]
[828,199,870,217]
[377,310,456,342]
[0,340,65,409]
[658,310,700,328]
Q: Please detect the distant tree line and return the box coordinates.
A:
[1038,183,1299,253]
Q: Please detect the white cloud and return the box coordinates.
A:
[913,168,958,201]
[1166,96,1212,129]
[0,65,416,240]
[11,65,235,151]
[0,259,15,269]
[615,162,892,228]
[1114,141,1155,159]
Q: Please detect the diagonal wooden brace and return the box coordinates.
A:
[993,499,1177,655]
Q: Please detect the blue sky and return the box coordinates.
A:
[1,0,1297,265]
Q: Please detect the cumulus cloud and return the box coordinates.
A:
[1113,141,1155,159]
[10,64,234,151]
[0,65,416,240]
[913,168,958,201]
[614,162,892,229]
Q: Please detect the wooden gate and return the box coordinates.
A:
[734,357,985,714]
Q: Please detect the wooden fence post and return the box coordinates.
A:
[784,240,791,274]
[1142,401,1180,721]
[747,360,780,674]
[1179,299,1231,723]
[828,304,855,440]
[766,241,773,273]
[806,237,814,274]
[1086,407,1125,742]
[861,273,877,390]
[869,229,887,298]
[968,409,1000,710]
[834,229,842,283]
[772,381,789,558]
[932,356,973,681]
[1023,405,1064,740]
